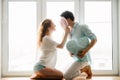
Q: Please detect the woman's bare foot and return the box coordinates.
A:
[30,74,42,79]
[30,72,45,79]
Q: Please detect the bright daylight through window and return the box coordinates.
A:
[4,0,115,76]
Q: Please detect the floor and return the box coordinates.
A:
[1,76,120,80]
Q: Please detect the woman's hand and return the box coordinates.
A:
[57,24,70,48]
[65,26,70,34]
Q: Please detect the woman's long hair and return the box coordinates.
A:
[37,19,52,48]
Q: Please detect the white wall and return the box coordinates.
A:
[0,0,2,78]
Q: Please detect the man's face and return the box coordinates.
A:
[66,18,73,26]
[66,19,70,25]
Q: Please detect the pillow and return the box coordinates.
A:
[66,37,89,55]
[60,17,68,29]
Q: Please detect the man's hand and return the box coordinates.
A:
[77,49,88,58]
[70,53,74,57]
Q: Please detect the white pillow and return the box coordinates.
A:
[60,17,68,29]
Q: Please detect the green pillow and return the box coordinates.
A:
[66,37,89,55]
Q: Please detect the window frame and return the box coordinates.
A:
[1,0,119,77]
[0,0,2,78]
[119,0,120,76]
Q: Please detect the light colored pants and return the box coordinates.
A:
[63,61,88,80]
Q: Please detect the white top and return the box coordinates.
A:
[39,36,58,68]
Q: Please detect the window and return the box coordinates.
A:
[8,1,37,71]
[85,1,112,70]
[2,0,118,76]
[84,0,118,75]
[2,0,37,76]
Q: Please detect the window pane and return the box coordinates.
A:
[8,2,37,71]
[85,1,112,70]
[85,1,111,22]
[46,2,75,72]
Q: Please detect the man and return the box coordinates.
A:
[60,11,97,80]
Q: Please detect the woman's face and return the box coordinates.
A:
[50,21,56,31]
[48,21,56,35]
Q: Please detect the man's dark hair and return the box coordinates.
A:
[60,11,74,21]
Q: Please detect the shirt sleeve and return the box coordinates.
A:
[45,36,58,47]
[82,25,97,40]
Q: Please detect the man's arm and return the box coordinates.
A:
[77,38,97,58]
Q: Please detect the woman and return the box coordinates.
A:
[30,19,69,79]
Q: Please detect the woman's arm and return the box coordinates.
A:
[57,27,70,48]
